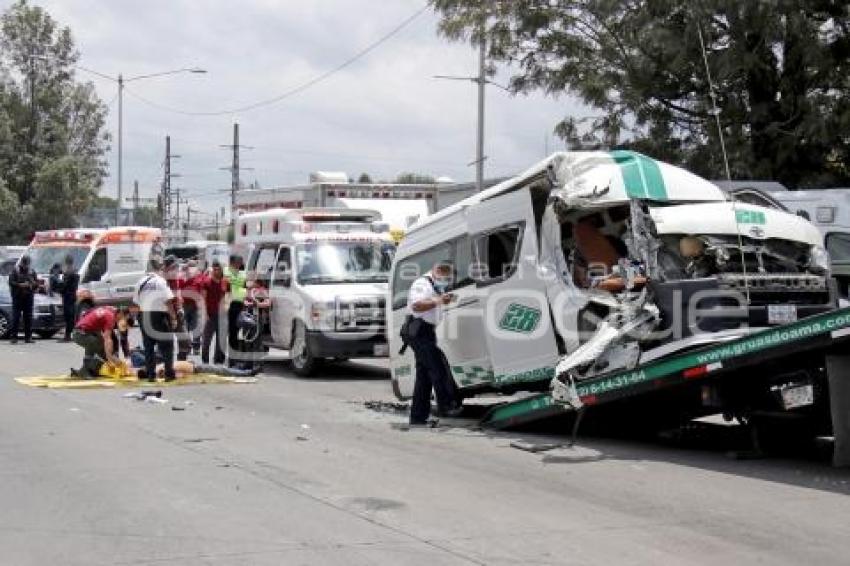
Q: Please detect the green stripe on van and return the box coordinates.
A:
[611,150,668,200]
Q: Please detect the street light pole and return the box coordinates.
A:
[74,65,207,227]
[116,74,123,226]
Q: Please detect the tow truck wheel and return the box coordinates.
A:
[290,320,320,376]
[0,311,9,339]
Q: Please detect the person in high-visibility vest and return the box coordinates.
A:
[224,254,247,367]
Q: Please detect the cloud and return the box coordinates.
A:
[37,0,585,215]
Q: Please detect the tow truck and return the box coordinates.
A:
[481,305,850,466]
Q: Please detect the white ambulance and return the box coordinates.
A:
[25,226,164,311]
[388,151,835,401]
[237,208,395,375]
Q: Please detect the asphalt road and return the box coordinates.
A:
[2,337,850,565]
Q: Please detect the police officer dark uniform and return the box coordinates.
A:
[8,255,38,344]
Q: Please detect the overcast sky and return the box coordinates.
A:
[38,0,584,220]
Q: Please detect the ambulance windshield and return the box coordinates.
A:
[27,245,91,274]
[296,241,394,284]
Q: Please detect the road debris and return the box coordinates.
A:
[510,440,567,453]
[364,400,409,414]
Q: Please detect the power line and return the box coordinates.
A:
[120,4,429,117]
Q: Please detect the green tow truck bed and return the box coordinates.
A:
[481,307,850,437]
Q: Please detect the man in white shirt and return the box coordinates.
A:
[133,259,178,382]
[406,260,461,424]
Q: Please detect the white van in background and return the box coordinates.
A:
[769,189,850,297]
[165,240,230,269]
[237,208,395,375]
[25,227,164,312]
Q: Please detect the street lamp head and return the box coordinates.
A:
[188,68,207,74]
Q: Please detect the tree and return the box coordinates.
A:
[133,206,162,228]
[357,172,373,183]
[432,1,850,188]
[0,0,108,237]
[395,172,436,184]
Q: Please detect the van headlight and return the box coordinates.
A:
[309,301,336,330]
[809,245,830,274]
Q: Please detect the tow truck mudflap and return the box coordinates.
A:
[481,307,850,465]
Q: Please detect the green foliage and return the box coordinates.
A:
[394,172,436,184]
[357,172,373,183]
[432,0,850,188]
[0,0,108,239]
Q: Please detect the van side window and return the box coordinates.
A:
[253,246,278,285]
[472,224,523,283]
[827,233,850,263]
[451,236,475,290]
[84,248,107,283]
[391,244,450,310]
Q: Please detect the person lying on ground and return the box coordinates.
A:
[136,359,257,381]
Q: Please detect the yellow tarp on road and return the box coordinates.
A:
[15,373,258,389]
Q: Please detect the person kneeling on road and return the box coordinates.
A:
[405,261,462,425]
[71,306,129,378]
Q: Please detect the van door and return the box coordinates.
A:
[250,245,281,345]
[81,247,111,304]
[438,234,492,390]
[388,242,453,399]
[106,241,150,303]
[269,246,295,346]
[468,188,559,388]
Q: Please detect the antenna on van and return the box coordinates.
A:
[696,21,750,304]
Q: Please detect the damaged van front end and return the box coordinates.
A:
[545,153,835,408]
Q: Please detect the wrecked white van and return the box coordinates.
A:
[388,151,835,401]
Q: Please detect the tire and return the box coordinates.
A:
[0,311,9,339]
[37,330,58,339]
[290,320,320,377]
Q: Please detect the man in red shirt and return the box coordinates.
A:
[179,260,204,358]
[198,261,230,364]
[71,306,128,377]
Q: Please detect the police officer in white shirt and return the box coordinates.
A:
[406,260,461,424]
[133,258,178,382]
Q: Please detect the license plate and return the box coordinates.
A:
[373,344,389,357]
[768,304,797,325]
[781,384,814,410]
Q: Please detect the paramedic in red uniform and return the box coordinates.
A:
[71,306,128,377]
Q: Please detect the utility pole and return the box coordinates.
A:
[130,180,139,225]
[162,135,182,238]
[475,33,485,192]
[434,19,499,193]
[214,210,219,239]
[116,74,124,226]
[163,136,172,230]
[185,206,193,242]
[220,123,253,237]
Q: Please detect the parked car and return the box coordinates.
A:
[0,278,65,339]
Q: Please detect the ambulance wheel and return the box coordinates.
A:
[290,320,320,376]
[0,311,9,339]
[37,330,58,339]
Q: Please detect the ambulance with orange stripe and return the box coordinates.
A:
[25,226,164,313]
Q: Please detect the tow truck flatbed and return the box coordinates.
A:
[481,307,850,430]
